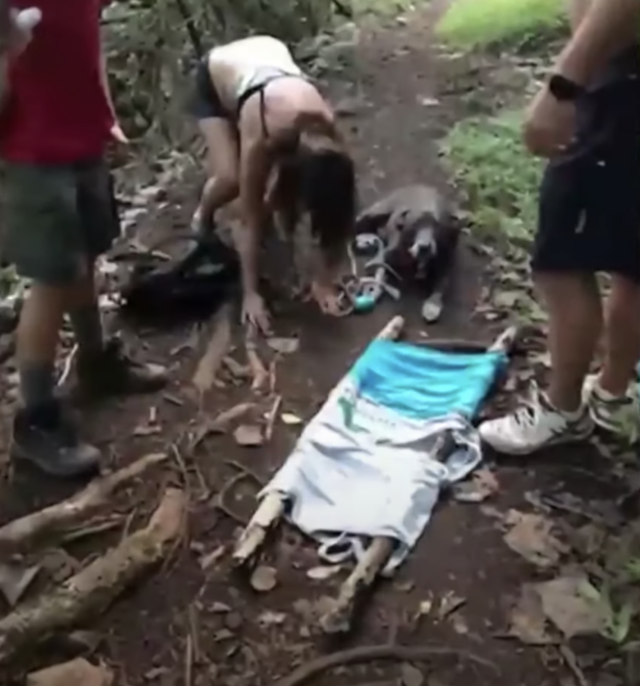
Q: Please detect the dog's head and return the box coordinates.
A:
[406,224,438,279]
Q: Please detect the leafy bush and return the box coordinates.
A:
[440,111,543,243]
[436,0,566,50]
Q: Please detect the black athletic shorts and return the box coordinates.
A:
[532,45,640,281]
[189,58,230,120]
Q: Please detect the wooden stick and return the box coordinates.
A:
[0,453,167,553]
[272,643,496,686]
[0,488,186,667]
[232,317,406,569]
[231,491,287,567]
[487,324,520,354]
[192,304,232,394]
[320,537,395,634]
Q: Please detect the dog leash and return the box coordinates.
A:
[335,233,401,315]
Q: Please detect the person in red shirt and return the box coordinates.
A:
[0,0,167,478]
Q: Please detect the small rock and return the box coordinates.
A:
[306,565,342,580]
[210,601,231,613]
[233,424,264,447]
[267,336,300,354]
[250,565,278,592]
[257,610,287,626]
[281,412,303,426]
[401,663,424,686]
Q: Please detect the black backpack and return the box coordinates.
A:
[115,231,239,326]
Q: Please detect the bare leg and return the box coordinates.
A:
[536,271,602,412]
[194,118,240,232]
[16,283,65,409]
[599,275,640,395]
[478,271,599,455]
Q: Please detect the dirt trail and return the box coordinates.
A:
[0,4,617,686]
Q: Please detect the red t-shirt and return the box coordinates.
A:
[0,0,114,164]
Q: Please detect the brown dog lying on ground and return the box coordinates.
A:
[355,185,461,322]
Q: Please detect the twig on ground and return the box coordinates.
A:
[265,394,282,442]
[245,324,269,392]
[170,443,191,497]
[184,634,193,686]
[188,604,201,664]
[269,358,278,395]
[189,403,256,452]
[272,644,497,686]
[225,459,265,488]
[56,344,78,387]
[558,645,590,686]
[61,517,124,544]
[0,453,167,553]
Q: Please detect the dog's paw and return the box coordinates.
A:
[421,294,443,323]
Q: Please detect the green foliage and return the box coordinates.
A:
[440,111,542,244]
[436,0,566,49]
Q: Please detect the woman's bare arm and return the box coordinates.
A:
[237,134,272,297]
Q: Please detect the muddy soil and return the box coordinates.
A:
[0,4,628,686]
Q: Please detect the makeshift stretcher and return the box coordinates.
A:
[233,316,520,634]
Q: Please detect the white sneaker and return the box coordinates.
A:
[583,374,640,442]
[479,385,594,455]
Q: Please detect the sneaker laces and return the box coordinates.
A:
[508,383,553,430]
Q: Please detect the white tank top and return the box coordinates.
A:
[207,35,303,100]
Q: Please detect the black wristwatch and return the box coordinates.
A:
[548,74,585,101]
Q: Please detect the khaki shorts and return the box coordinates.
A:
[1,158,120,284]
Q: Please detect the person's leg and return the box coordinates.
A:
[71,159,167,397]
[538,271,602,412]
[479,161,596,455]
[3,162,101,476]
[581,150,640,436]
[193,118,240,233]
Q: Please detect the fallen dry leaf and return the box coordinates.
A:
[257,610,287,626]
[534,573,605,639]
[0,561,41,607]
[306,565,342,580]
[233,424,264,447]
[132,422,161,437]
[453,468,499,503]
[210,601,231,613]
[438,591,466,620]
[267,337,300,354]
[418,598,433,617]
[200,544,226,571]
[27,659,113,686]
[250,565,278,592]
[503,510,567,569]
[508,583,553,645]
[281,412,303,426]
[400,662,424,686]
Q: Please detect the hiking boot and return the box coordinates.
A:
[479,384,594,455]
[11,401,101,478]
[583,374,640,441]
[75,337,168,399]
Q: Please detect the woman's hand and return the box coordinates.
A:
[311,279,349,317]
[242,291,272,335]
